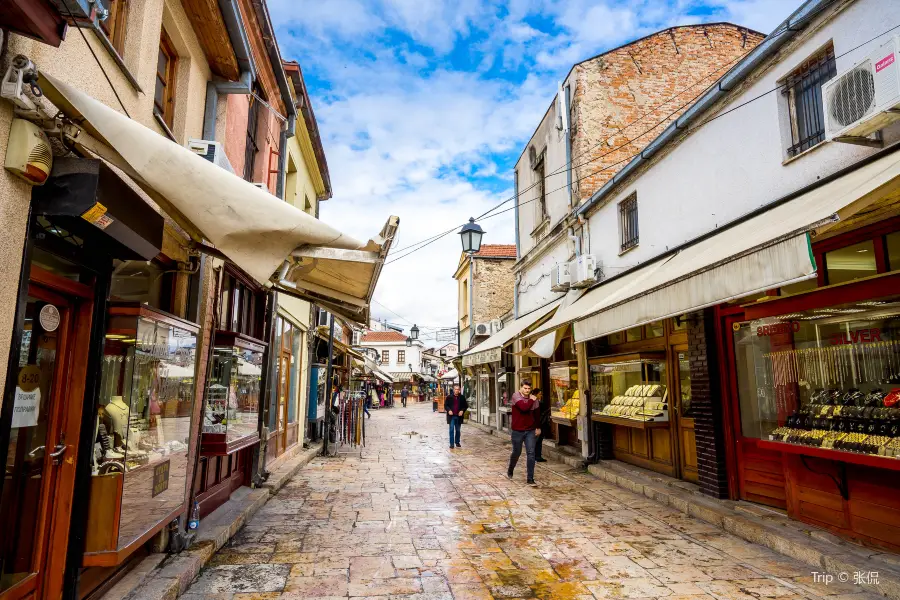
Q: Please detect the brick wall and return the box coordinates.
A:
[571,24,765,204]
[688,308,729,498]
[471,258,515,324]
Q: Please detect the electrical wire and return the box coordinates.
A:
[384,21,900,266]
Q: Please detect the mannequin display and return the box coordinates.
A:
[104,396,129,449]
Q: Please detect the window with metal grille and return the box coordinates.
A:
[619,193,639,252]
[244,85,263,181]
[783,45,837,157]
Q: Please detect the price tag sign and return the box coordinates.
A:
[152,460,170,497]
[12,365,41,428]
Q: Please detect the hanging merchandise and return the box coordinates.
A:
[335,390,367,447]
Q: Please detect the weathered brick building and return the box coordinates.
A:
[454,244,516,349]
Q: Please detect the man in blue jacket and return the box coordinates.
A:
[445,384,469,449]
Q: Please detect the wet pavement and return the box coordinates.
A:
[182,402,881,600]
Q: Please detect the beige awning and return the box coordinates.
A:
[461,300,561,367]
[39,74,396,324]
[536,149,900,343]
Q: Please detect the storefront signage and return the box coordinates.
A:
[757,322,800,336]
[462,347,501,367]
[39,304,60,332]
[152,460,170,497]
[12,365,41,428]
[830,328,882,345]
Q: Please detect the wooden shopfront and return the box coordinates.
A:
[719,220,900,551]
[586,318,698,482]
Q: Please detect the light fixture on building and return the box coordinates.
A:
[459,217,485,254]
[406,336,412,347]
[410,324,419,340]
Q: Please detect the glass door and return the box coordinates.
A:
[1,280,86,600]
[673,345,698,482]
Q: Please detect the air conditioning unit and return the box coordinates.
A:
[570,254,600,288]
[187,139,234,174]
[490,319,503,334]
[474,322,491,337]
[550,262,571,292]
[823,36,900,142]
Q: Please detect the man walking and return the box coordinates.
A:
[507,380,540,485]
[445,383,468,449]
[401,385,409,407]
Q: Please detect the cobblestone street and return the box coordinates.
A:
[182,403,881,600]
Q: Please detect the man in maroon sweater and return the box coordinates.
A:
[506,380,541,485]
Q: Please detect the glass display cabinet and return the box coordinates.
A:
[589,354,669,429]
[549,361,579,422]
[85,304,198,564]
[735,303,900,468]
[201,332,265,455]
[497,369,515,431]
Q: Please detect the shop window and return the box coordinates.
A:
[608,331,625,345]
[550,362,579,420]
[154,29,177,128]
[887,231,900,271]
[824,240,876,285]
[398,350,406,364]
[381,350,389,364]
[206,345,262,445]
[99,0,128,55]
[626,326,643,343]
[619,193,639,252]
[733,300,900,456]
[218,271,265,339]
[672,315,688,331]
[782,44,837,158]
[589,357,667,422]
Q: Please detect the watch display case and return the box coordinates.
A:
[734,300,900,465]
[201,332,264,455]
[549,361,579,422]
[589,355,669,428]
[86,304,198,564]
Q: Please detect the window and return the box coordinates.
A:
[824,240,876,285]
[154,29,177,128]
[887,231,900,271]
[531,147,548,230]
[398,350,406,364]
[218,270,265,339]
[783,44,837,157]
[619,193,639,252]
[244,84,263,181]
[460,278,468,318]
[381,350,389,364]
[100,0,128,54]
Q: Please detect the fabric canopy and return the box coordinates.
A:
[440,368,459,381]
[461,300,562,367]
[373,370,393,383]
[39,74,397,320]
[547,149,900,343]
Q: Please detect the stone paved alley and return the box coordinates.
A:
[182,403,882,600]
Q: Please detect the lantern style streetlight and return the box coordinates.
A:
[459,217,485,254]
[410,324,419,340]
[406,336,412,347]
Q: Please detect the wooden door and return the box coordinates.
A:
[1,271,93,600]
[278,354,291,456]
[673,345,698,482]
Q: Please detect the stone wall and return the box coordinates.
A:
[571,24,765,204]
[471,258,515,325]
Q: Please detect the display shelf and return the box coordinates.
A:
[757,439,900,472]
[551,415,576,426]
[592,414,670,429]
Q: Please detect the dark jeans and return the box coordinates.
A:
[508,429,536,481]
[448,416,462,447]
[535,428,545,460]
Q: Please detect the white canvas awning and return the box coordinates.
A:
[540,149,900,343]
[440,368,459,381]
[461,300,561,367]
[39,74,397,324]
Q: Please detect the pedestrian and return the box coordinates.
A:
[506,379,540,485]
[533,388,549,462]
[401,385,409,407]
[445,383,468,449]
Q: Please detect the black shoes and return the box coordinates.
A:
[535,458,547,462]
[526,480,537,486]
[506,471,513,480]
[456,444,461,448]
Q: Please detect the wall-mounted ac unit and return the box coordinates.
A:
[474,322,491,337]
[490,319,503,334]
[570,254,600,288]
[823,36,900,142]
[187,139,234,174]
[550,262,571,292]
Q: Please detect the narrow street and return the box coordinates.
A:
[182,403,879,600]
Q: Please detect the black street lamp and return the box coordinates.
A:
[410,324,419,340]
[406,336,412,347]
[459,217,485,254]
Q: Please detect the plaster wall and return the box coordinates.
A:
[359,342,426,373]
[584,0,900,280]
[516,239,571,315]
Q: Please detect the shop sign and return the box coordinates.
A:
[12,365,41,428]
[39,304,60,332]
[152,460,170,497]
[756,322,800,337]
[462,347,501,367]
[830,328,882,345]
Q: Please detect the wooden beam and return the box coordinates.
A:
[182,0,241,81]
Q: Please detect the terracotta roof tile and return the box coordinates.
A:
[361,331,408,343]
[474,244,517,258]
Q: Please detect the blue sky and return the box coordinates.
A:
[269,0,803,339]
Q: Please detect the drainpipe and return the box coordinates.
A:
[562,82,573,209]
[201,0,257,140]
[513,169,520,260]
[276,112,296,199]
[468,259,474,348]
